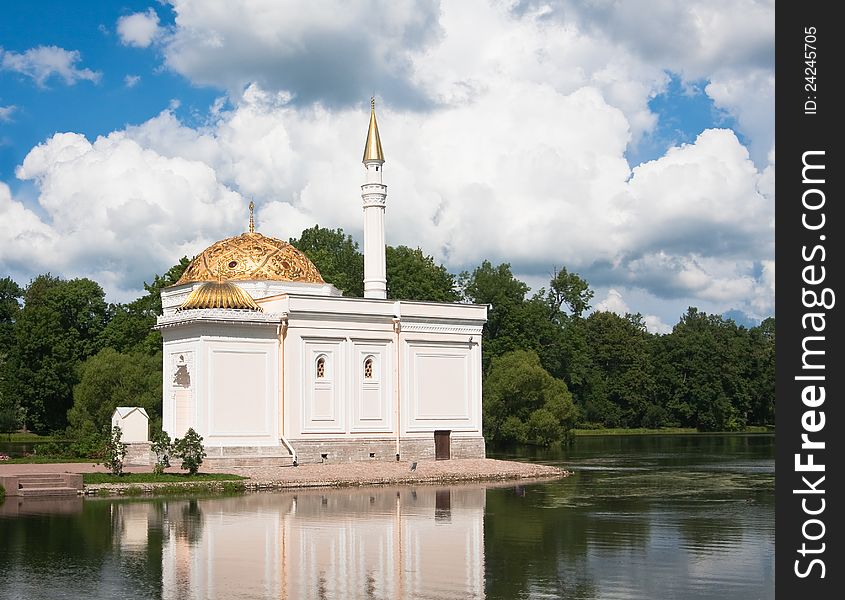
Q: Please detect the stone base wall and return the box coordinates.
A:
[124,442,153,467]
[291,436,486,465]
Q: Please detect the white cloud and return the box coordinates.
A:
[117,9,162,48]
[0,45,101,86]
[1,1,774,321]
[644,315,673,335]
[124,74,141,88]
[0,105,16,122]
[11,132,244,299]
[593,289,674,334]
[160,0,441,106]
[595,289,631,315]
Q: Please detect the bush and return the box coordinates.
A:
[151,429,173,475]
[173,428,206,475]
[68,421,106,458]
[499,415,528,443]
[527,408,562,446]
[102,426,127,476]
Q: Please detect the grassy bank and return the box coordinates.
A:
[2,433,56,442]
[84,472,248,498]
[571,425,773,436]
[83,472,245,484]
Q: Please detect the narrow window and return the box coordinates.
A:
[316,356,326,379]
[364,357,374,379]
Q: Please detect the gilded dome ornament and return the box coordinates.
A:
[177,280,262,311]
[176,207,325,285]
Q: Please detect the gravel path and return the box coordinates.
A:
[210,458,568,488]
[3,458,568,493]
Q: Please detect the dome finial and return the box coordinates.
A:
[248,200,255,233]
[362,97,384,162]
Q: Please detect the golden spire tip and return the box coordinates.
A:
[248,200,255,233]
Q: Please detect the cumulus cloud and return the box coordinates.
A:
[117,9,162,48]
[594,288,674,334]
[511,0,774,164]
[160,0,441,107]
[124,74,141,88]
[0,45,101,86]
[11,132,244,299]
[595,289,631,315]
[0,105,15,122]
[644,315,673,335]
[1,1,774,321]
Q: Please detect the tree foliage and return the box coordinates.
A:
[290,226,364,296]
[174,428,206,475]
[68,348,162,438]
[1,275,108,433]
[483,350,577,445]
[102,425,128,476]
[386,246,460,302]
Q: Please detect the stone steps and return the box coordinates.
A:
[18,487,79,497]
[2,472,83,497]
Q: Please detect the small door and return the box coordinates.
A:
[434,430,451,460]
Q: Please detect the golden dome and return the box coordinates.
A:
[178,280,262,311]
[176,232,324,285]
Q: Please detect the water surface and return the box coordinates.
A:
[0,434,774,599]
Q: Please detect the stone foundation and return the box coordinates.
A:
[202,445,295,468]
[124,442,154,467]
[291,436,486,465]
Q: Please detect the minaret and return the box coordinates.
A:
[361,97,387,299]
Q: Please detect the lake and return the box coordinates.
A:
[0,434,774,599]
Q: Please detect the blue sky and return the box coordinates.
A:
[0,1,774,331]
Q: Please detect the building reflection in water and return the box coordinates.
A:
[142,486,485,599]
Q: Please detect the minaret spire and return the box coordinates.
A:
[361,98,387,299]
[363,97,385,162]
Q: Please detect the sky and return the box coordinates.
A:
[0,0,775,332]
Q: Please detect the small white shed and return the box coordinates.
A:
[111,407,150,443]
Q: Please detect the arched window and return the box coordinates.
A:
[316,356,326,379]
[364,357,374,379]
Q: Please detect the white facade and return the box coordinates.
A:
[157,287,486,464]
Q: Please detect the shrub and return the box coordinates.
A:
[151,429,173,475]
[527,408,562,446]
[102,426,127,476]
[69,421,107,458]
[173,428,206,475]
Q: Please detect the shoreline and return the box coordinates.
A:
[4,458,569,498]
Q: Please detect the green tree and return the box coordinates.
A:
[652,308,751,431]
[98,258,190,355]
[483,350,577,445]
[174,428,206,475]
[290,226,364,296]
[579,311,655,428]
[2,275,108,432]
[386,245,460,302]
[543,267,593,319]
[102,425,128,476]
[461,261,555,369]
[68,348,162,437]
[0,276,22,352]
[747,317,775,425]
[151,429,173,475]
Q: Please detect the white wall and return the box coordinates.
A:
[162,322,279,446]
